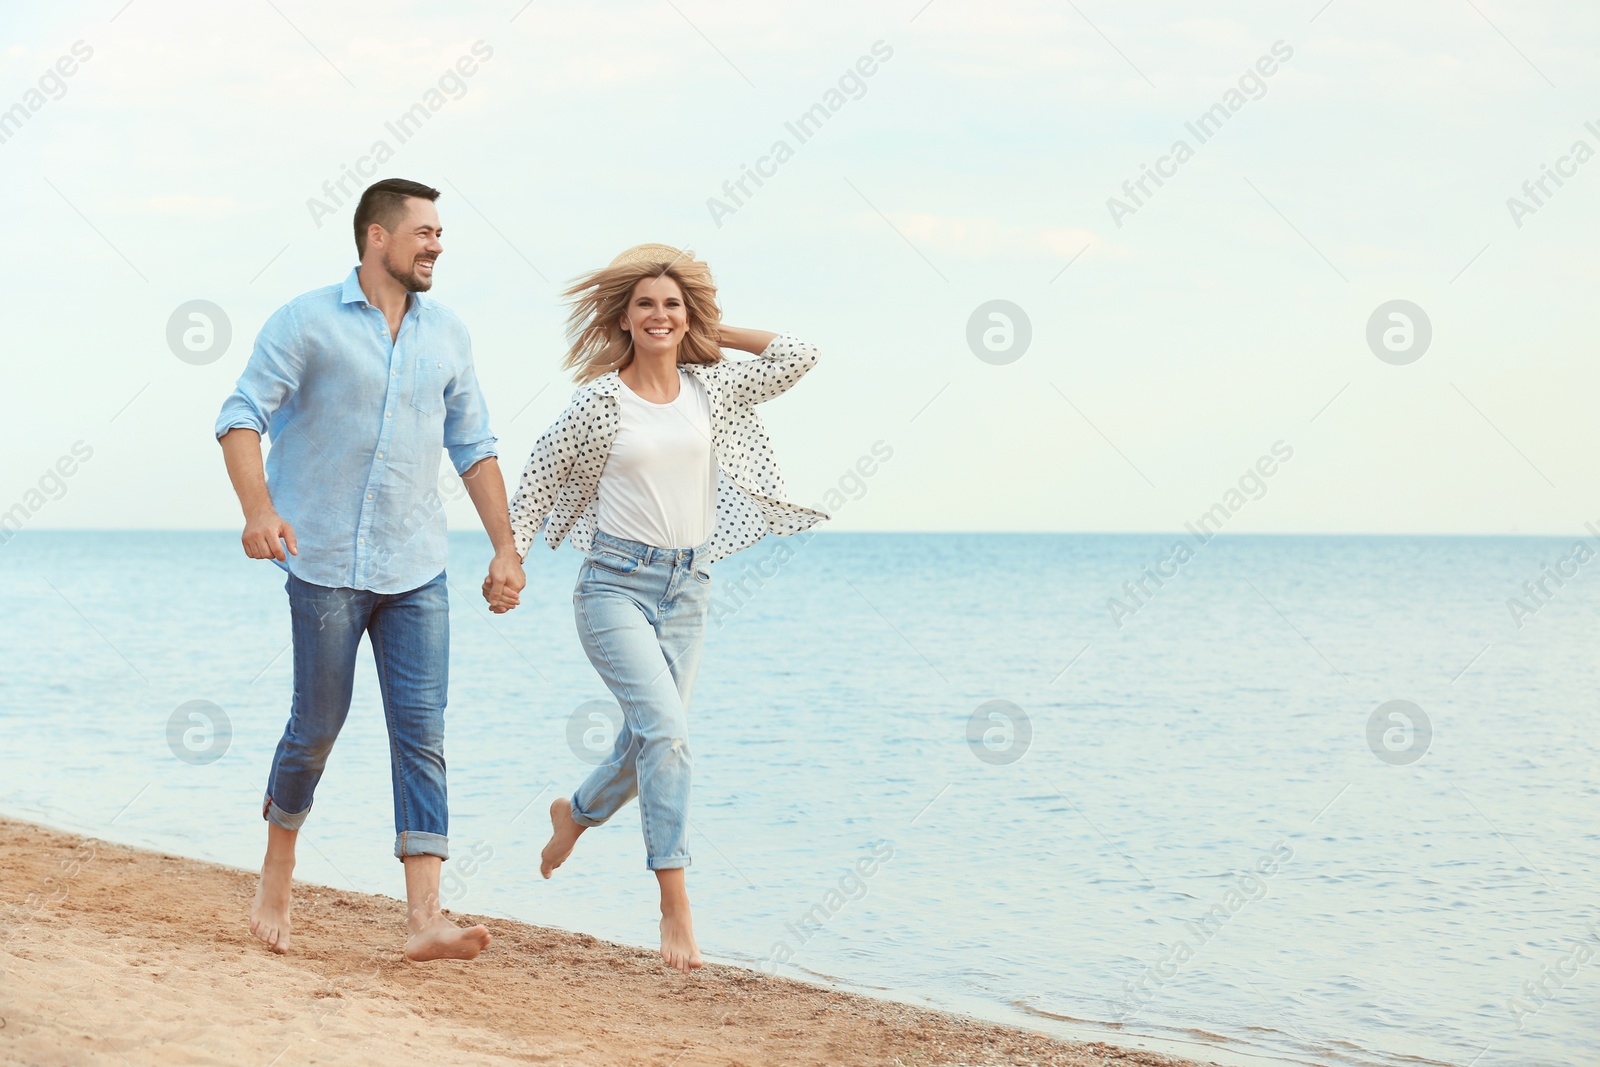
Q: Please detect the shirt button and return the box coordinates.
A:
[377,452,384,459]
[359,537,365,545]
[367,494,373,500]
[392,370,397,377]
[385,411,392,418]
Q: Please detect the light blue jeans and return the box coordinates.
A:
[265,571,451,861]
[570,530,712,870]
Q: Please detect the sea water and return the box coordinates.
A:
[1,530,1595,1067]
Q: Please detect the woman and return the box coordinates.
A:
[492,243,826,973]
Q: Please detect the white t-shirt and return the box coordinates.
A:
[595,368,717,549]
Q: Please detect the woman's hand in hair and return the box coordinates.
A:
[716,325,778,355]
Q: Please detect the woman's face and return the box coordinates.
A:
[619,274,688,357]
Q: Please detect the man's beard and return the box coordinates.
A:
[384,252,434,292]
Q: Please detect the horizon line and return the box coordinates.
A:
[4,527,1593,540]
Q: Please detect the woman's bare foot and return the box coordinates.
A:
[656,867,702,974]
[249,824,298,953]
[659,910,703,973]
[403,915,492,962]
[540,797,586,878]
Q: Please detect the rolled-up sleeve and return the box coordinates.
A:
[442,341,499,476]
[720,334,819,406]
[215,303,305,440]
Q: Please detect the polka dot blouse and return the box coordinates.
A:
[509,334,829,563]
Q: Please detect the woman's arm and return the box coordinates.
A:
[717,325,777,354]
[507,395,590,559]
[714,328,819,405]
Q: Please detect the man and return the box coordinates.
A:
[215,178,525,960]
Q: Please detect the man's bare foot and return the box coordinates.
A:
[540,796,585,878]
[249,858,293,954]
[404,915,492,962]
[659,910,703,974]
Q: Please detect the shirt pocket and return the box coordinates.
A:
[409,355,446,414]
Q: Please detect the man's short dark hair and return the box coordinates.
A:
[353,178,440,257]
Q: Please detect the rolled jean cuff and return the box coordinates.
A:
[264,796,311,832]
[394,831,449,861]
[569,795,607,829]
[646,854,692,871]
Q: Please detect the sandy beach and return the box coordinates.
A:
[0,818,1208,1067]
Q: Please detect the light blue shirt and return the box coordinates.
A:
[215,268,497,593]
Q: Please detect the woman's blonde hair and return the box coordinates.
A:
[561,244,722,384]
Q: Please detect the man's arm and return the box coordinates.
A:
[461,456,526,614]
[438,322,525,612]
[216,302,306,562]
[219,428,297,562]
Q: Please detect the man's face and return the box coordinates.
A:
[374,197,442,291]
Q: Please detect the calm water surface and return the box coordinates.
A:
[1,531,1595,1067]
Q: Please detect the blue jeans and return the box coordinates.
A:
[571,531,712,870]
[264,570,451,860]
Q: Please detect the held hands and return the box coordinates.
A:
[241,508,297,562]
[481,548,526,614]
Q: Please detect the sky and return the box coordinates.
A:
[3,0,1598,536]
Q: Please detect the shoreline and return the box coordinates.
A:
[0,816,1217,1067]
